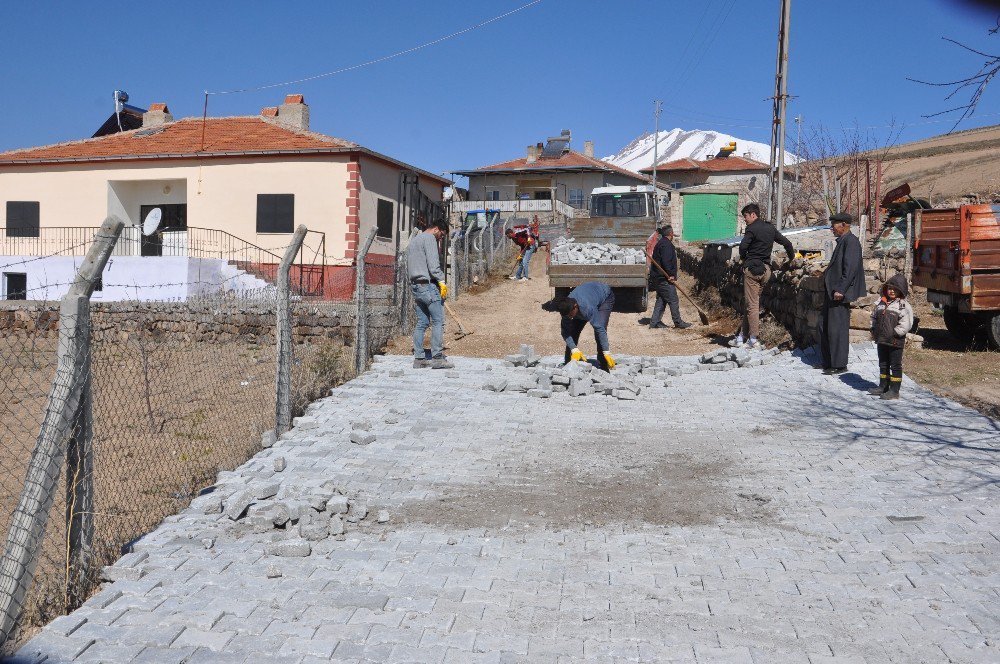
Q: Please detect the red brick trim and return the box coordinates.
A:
[344,157,361,260]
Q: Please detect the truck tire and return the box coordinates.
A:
[611,287,647,314]
[988,313,1000,350]
[942,306,981,345]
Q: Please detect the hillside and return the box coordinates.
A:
[603,128,797,173]
[879,123,1000,201]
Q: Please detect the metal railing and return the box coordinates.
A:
[1,226,326,299]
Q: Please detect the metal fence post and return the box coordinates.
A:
[353,227,379,375]
[905,213,914,292]
[275,225,308,437]
[0,216,123,648]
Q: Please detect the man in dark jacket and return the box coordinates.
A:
[648,225,691,329]
[736,203,796,348]
[820,212,867,374]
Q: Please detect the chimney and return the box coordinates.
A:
[584,140,594,158]
[272,94,309,131]
[526,145,537,163]
[142,103,173,128]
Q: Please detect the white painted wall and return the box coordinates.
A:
[0,256,272,302]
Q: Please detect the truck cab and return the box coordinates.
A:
[589,185,658,219]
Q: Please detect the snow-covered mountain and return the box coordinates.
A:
[603,128,797,173]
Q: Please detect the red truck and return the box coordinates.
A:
[912,204,1000,347]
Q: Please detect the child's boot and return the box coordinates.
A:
[881,372,902,400]
[868,366,889,395]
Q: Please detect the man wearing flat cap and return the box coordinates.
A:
[820,212,866,374]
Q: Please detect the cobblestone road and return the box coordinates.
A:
[8,345,999,663]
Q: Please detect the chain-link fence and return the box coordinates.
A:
[446,214,521,300]
[0,219,357,652]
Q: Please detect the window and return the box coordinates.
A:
[3,273,27,300]
[6,202,40,238]
[590,193,647,217]
[489,190,500,201]
[569,188,585,208]
[376,198,394,239]
[670,182,682,190]
[256,194,295,233]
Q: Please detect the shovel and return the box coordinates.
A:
[443,300,475,339]
[646,253,711,325]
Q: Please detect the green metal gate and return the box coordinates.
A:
[681,193,738,242]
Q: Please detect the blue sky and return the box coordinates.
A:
[2,0,998,183]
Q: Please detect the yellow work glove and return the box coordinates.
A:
[516,253,523,262]
[603,352,616,370]
[438,282,448,300]
[570,348,585,362]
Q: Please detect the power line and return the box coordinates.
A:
[206,0,543,96]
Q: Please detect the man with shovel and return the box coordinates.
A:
[648,225,692,330]
[735,203,796,349]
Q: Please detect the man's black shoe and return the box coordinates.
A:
[822,367,847,375]
[674,321,693,329]
[649,322,669,329]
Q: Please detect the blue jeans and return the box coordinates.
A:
[515,245,535,279]
[412,283,444,359]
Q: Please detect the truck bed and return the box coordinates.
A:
[913,204,1000,310]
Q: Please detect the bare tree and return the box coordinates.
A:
[908,16,1000,130]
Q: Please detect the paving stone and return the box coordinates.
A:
[264,539,311,557]
[349,431,376,445]
[273,457,287,473]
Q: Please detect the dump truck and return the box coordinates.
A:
[548,185,657,313]
[912,203,1000,348]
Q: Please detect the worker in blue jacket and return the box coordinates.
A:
[542,281,616,370]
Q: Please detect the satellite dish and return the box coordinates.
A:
[142,208,162,236]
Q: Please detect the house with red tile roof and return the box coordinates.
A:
[639,154,770,191]
[453,132,669,213]
[0,95,448,300]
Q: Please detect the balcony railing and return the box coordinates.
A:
[1,226,326,298]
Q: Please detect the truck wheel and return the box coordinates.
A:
[942,306,979,345]
[987,313,1000,350]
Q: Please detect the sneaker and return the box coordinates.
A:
[519,277,529,282]
[747,338,764,350]
[729,336,744,348]
[413,358,431,369]
[674,321,693,329]
[508,275,518,280]
[650,322,669,329]
[431,356,455,369]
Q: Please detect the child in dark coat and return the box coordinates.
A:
[869,273,914,400]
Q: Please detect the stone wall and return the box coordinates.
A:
[0,301,351,345]
[679,246,912,347]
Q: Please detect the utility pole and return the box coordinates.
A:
[794,115,803,181]
[766,0,792,228]
[652,100,662,221]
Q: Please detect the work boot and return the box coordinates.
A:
[431,355,455,369]
[650,322,669,329]
[881,377,902,400]
[674,321,693,329]
[868,372,889,395]
[413,358,431,369]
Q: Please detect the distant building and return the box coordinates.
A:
[640,154,770,191]
[454,131,670,213]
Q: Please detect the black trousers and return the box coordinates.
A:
[820,294,850,369]
[876,343,903,378]
[650,280,682,325]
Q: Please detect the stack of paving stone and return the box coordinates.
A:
[695,346,782,371]
[550,237,646,265]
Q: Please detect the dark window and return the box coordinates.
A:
[489,190,501,201]
[6,202,40,238]
[256,194,295,233]
[94,276,103,292]
[376,199,394,239]
[3,273,27,300]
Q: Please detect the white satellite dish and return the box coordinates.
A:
[142,208,162,236]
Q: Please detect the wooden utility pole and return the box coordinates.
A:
[766,0,792,228]
[652,100,662,221]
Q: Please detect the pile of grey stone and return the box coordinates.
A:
[550,237,646,265]
[695,346,782,371]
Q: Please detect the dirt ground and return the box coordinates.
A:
[387,251,720,360]
[904,288,1000,418]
